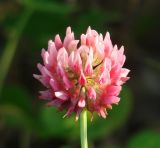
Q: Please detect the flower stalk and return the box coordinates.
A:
[80,109,88,148]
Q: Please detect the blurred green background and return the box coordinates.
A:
[0,0,160,148]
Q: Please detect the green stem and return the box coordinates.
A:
[0,9,32,95]
[80,109,88,148]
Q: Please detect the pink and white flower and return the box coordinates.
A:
[34,27,130,120]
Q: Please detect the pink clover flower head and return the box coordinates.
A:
[34,26,130,120]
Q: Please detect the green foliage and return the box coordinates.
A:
[19,0,75,14]
[0,85,33,128]
[127,130,160,148]
[0,9,32,93]
[0,104,30,128]
[24,11,70,50]
[73,9,122,34]
[37,107,79,139]
[0,85,32,112]
[23,8,122,51]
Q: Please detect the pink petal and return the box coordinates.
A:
[78,97,86,108]
[48,40,57,54]
[99,33,103,40]
[104,32,113,56]
[37,63,43,74]
[106,85,121,96]
[120,68,130,77]
[81,34,86,45]
[39,90,53,100]
[63,74,73,89]
[99,108,107,118]
[41,49,49,65]
[118,46,126,66]
[104,58,111,71]
[57,47,68,67]
[63,106,75,118]
[48,40,57,64]
[64,27,74,48]
[86,26,92,34]
[33,74,40,80]
[56,63,73,89]
[68,51,75,68]
[84,48,93,75]
[119,77,130,85]
[73,51,82,73]
[95,36,105,56]
[110,45,118,66]
[37,64,52,78]
[68,40,79,51]
[91,29,99,36]
[84,59,93,76]
[104,96,120,104]
[121,77,130,81]
[118,46,124,56]
[120,55,126,67]
[104,32,110,40]
[78,45,90,54]
[33,74,49,87]
[99,68,110,84]
[78,71,86,85]
[56,62,64,76]
[47,99,64,107]
[88,87,96,100]
[54,34,63,49]
[110,64,121,80]
[66,26,72,35]
[55,91,68,100]
[50,78,59,91]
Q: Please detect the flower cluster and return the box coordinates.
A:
[34,27,130,120]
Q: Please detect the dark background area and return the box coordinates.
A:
[0,0,160,148]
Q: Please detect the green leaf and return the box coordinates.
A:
[126,130,160,148]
